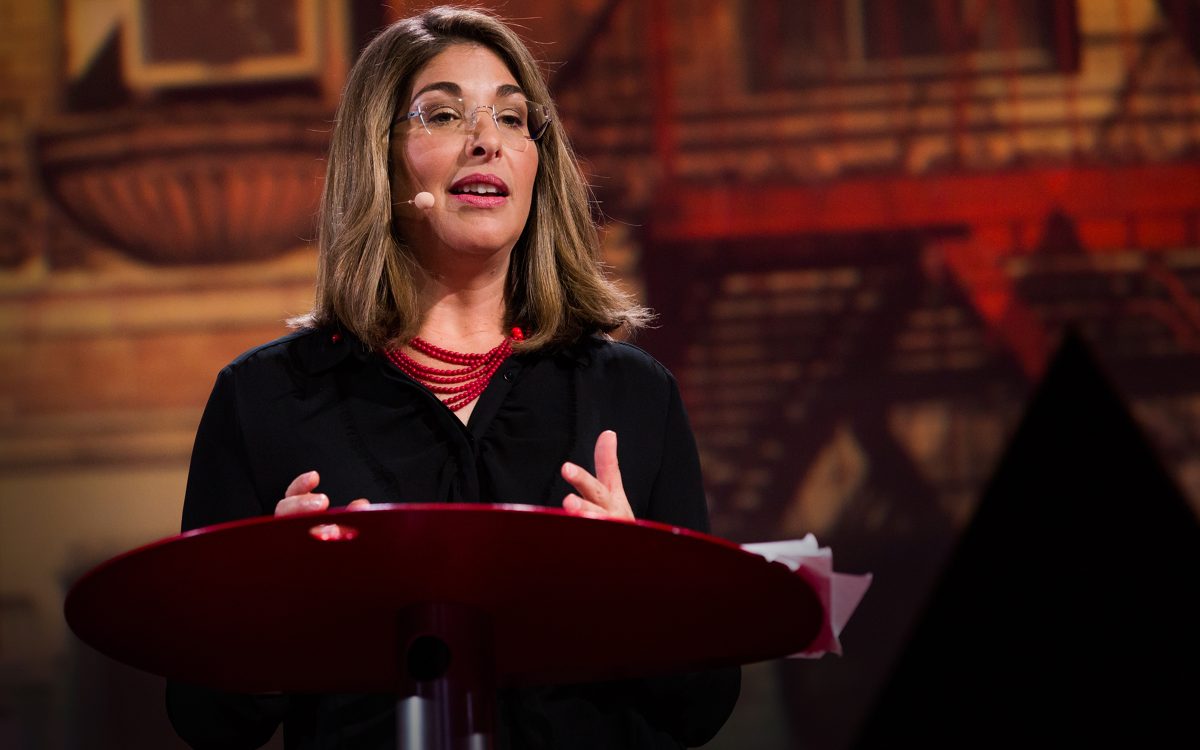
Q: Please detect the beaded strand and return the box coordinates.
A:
[385,327,523,411]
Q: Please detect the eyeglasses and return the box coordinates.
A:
[400,97,552,152]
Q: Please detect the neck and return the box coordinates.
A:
[412,266,509,350]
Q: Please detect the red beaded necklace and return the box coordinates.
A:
[385,327,524,412]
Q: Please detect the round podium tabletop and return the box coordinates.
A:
[65,504,822,692]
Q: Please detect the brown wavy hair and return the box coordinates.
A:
[291,5,650,350]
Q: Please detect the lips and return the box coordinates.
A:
[449,173,510,197]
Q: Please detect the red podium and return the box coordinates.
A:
[65,504,823,748]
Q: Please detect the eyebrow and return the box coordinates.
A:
[411,81,528,102]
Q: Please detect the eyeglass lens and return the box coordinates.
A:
[410,98,549,150]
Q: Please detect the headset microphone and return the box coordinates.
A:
[408,192,435,209]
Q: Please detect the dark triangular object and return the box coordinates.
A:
[854,330,1200,747]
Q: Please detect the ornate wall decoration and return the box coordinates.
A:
[37,104,329,265]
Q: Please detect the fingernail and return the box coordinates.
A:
[562,463,576,479]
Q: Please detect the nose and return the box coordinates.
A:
[465,105,503,155]
[464,105,494,132]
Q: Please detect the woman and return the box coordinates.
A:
[167,6,740,748]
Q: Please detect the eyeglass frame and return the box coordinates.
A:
[398,97,553,151]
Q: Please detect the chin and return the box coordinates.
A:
[441,234,518,258]
[444,224,522,253]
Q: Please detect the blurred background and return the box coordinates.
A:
[2,0,1200,747]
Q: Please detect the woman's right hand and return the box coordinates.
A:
[275,470,370,516]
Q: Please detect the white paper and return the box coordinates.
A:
[741,534,873,658]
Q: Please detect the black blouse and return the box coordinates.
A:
[166,327,741,749]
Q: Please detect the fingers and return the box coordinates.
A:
[275,491,329,517]
[277,470,328,517]
[561,431,634,521]
[561,462,607,505]
[562,493,608,518]
[277,471,373,516]
[284,470,320,498]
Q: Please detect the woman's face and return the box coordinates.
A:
[391,44,540,267]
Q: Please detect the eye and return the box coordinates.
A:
[495,107,527,131]
[422,104,463,128]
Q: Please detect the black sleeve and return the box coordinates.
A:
[166,367,289,748]
[181,366,274,531]
[645,377,711,532]
[639,372,742,747]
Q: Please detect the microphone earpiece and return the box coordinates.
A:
[409,192,435,209]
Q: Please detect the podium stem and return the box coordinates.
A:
[395,603,495,750]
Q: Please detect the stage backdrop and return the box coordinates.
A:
[2,1,1199,748]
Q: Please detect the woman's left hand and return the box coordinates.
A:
[561,430,635,521]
